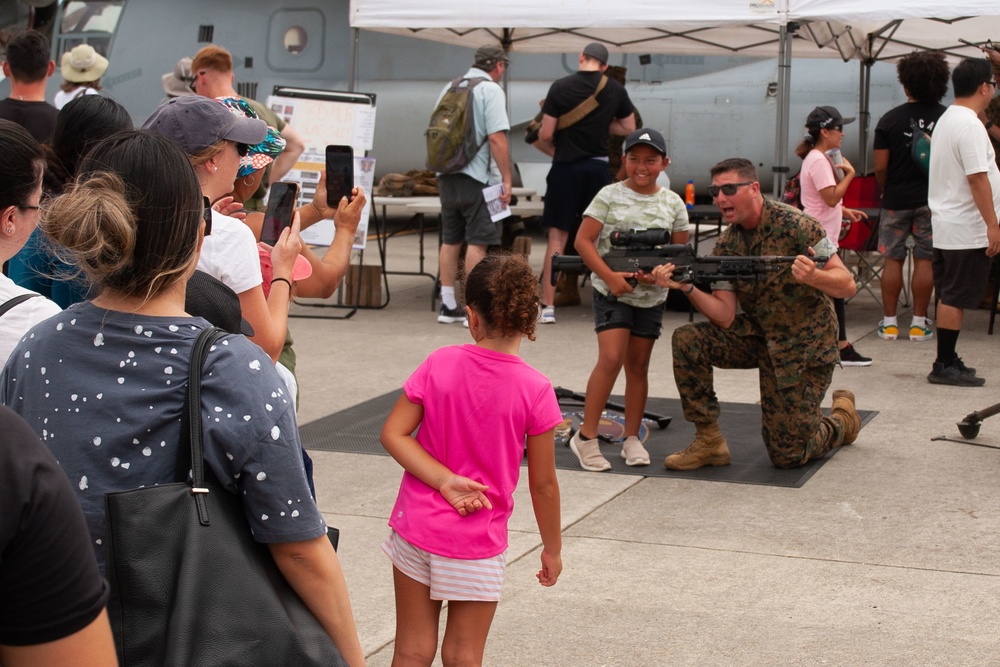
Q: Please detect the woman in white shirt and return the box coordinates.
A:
[54,44,107,110]
[0,119,60,364]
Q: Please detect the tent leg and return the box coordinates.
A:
[348,27,360,93]
[772,24,794,199]
[858,58,873,175]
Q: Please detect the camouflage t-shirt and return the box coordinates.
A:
[710,198,839,389]
[584,181,690,308]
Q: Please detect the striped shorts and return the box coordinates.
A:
[382,530,506,602]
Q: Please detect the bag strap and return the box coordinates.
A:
[556,75,608,131]
[458,77,491,170]
[177,326,228,525]
[0,293,40,317]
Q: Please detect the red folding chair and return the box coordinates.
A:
[838,213,882,305]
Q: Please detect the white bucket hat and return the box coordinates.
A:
[61,44,109,83]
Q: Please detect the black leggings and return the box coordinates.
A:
[833,297,847,342]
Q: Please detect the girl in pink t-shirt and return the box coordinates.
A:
[380,253,563,667]
[795,105,873,367]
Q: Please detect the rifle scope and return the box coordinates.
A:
[609,229,672,247]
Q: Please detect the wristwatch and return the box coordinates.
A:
[684,284,695,295]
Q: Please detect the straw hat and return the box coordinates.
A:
[61,44,109,83]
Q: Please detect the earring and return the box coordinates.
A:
[213,165,218,173]
[5,227,13,234]
[243,175,254,187]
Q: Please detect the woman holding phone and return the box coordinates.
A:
[143,95,299,363]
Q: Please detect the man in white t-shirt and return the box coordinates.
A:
[927,57,1000,387]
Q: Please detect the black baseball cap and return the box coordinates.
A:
[623,128,667,156]
[805,106,855,129]
[185,270,254,336]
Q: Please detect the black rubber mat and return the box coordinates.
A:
[299,390,877,488]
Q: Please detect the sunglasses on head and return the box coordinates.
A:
[202,197,213,236]
[707,181,754,198]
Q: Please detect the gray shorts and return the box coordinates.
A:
[878,207,933,260]
[439,174,501,246]
[932,248,991,310]
[592,289,665,339]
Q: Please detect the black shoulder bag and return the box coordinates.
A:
[104,327,346,667]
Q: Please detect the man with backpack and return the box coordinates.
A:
[429,44,512,326]
[533,42,636,324]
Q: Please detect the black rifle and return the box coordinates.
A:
[550,230,826,286]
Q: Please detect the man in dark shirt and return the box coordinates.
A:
[535,42,636,323]
[0,29,58,143]
[872,51,949,343]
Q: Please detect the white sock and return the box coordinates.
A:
[911,315,926,328]
[882,316,898,326]
[441,286,457,310]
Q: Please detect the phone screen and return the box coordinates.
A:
[326,145,354,205]
[261,181,299,245]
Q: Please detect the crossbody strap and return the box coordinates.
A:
[556,75,608,131]
[0,293,40,317]
[177,326,228,525]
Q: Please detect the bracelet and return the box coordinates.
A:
[684,284,695,295]
[271,277,292,289]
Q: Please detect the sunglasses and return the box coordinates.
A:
[17,204,41,211]
[707,181,754,198]
[202,197,213,236]
[236,143,249,157]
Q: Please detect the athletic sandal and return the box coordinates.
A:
[620,435,650,466]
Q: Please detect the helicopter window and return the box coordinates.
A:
[267,9,323,72]
[284,26,308,55]
[56,0,123,64]
[60,0,123,35]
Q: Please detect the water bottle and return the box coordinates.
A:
[685,180,695,209]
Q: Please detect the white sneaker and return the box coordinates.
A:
[569,431,611,472]
[539,305,555,324]
[621,436,650,466]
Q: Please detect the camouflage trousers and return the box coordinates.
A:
[672,321,844,468]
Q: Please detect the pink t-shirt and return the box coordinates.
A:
[800,149,843,246]
[389,344,563,559]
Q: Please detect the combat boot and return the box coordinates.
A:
[665,422,731,470]
[831,389,861,446]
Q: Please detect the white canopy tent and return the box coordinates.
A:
[349,0,1000,193]
[349,1,1000,60]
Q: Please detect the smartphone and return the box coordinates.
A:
[261,181,299,245]
[326,145,354,205]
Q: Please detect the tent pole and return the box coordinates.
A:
[348,27,360,93]
[858,58,873,175]
[772,24,794,199]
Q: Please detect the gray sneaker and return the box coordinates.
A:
[569,431,611,472]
